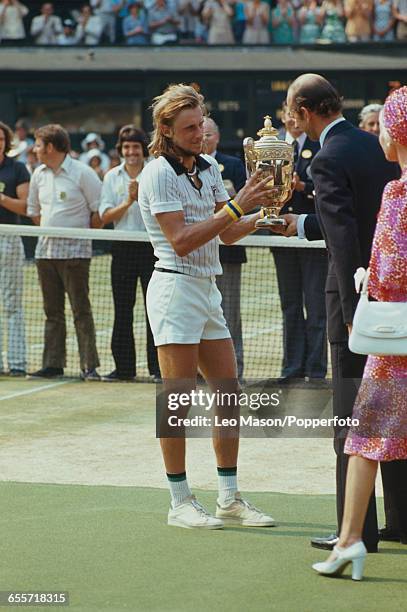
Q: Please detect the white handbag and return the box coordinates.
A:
[348,267,407,356]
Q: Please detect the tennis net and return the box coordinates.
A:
[0,224,329,381]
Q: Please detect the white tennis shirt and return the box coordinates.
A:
[138,154,229,277]
[99,161,146,231]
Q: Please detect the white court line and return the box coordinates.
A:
[0,380,70,402]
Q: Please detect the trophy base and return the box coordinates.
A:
[255,217,286,229]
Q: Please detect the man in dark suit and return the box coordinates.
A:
[203,117,247,380]
[283,74,400,553]
[272,104,327,383]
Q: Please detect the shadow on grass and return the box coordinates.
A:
[278,521,336,530]
[378,547,407,555]
[314,574,407,584]
[222,523,335,537]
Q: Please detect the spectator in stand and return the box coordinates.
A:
[373,0,395,39]
[344,0,373,41]
[393,0,407,40]
[320,0,347,41]
[231,0,246,43]
[0,121,29,376]
[148,0,180,45]
[178,0,200,41]
[298,0,323,43]
[57,19,80,45]
[14,120,33,164]
[90,0,117,42]
[0,0,28,44]
[122,1,149,44]
[108,148,121,169]
[202,0,235,44]
[194,0,209,42]
[27,124,102,381]
[25,147,39,175]
[30,3,62,45]
[111,0,133,42]
[359,103,382,136]
[76,4,103,45]
[242,0,270,44]
[86,149,105,179]
[80,133,110,172]
[271,0,295,44]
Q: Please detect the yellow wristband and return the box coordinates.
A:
[229,199,244,217]
[227,201,242,220]
[223,203,239,222]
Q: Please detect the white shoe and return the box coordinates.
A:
[168,496,224,530]
[216,493,276,527]
[312,541,367,581]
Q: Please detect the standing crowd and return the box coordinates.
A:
[0,0,406,45]
[0,121,162,382]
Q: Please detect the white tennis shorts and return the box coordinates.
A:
[147,270,231,346]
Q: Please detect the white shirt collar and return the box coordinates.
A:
[285,131,306,151]
[117,160,145,179]
[59,154,73,173]
[40,154,72,174]
[319,117,346,147]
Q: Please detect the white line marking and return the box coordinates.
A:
[0,380,70,401]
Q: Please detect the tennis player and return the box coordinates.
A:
[139,84,281,529]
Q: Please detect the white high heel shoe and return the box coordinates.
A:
[312,541,367,581]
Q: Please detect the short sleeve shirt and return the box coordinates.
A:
[27,155,101,259]
[0,156,30,224]
[138,153,229,277]
[99,161,147,231]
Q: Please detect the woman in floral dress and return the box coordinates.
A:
[313,86,407,580]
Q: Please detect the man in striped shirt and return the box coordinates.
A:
[139,83,283,529]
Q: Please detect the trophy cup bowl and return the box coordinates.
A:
[243,115,294,228]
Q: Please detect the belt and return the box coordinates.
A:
[155,267,184,275]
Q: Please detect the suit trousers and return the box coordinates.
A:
[111,242,159,378]
[216,263,244,379]
[380,460,407,536]
[272,247,328,379]
[331,342,378,549]
[36,258,99,371]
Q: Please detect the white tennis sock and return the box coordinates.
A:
[167,472,192,508]
[217,467,238,507]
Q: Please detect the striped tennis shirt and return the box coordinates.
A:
[138,153,229,277]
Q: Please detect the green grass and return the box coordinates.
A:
[1,483,406,612]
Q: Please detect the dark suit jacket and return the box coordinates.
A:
[308,120,399,342]
[215,150,247,265]
[278,130,320,215]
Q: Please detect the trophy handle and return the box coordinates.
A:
[243,137,256,177]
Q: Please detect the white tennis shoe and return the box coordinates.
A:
[216,493,276,527]
[168,496,224,530]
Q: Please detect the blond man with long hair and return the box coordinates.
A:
[139,83,284,529]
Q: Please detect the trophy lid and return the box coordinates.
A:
[252,115,290,152]
[257,115,278,139]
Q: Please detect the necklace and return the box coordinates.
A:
[187,165,197,177]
